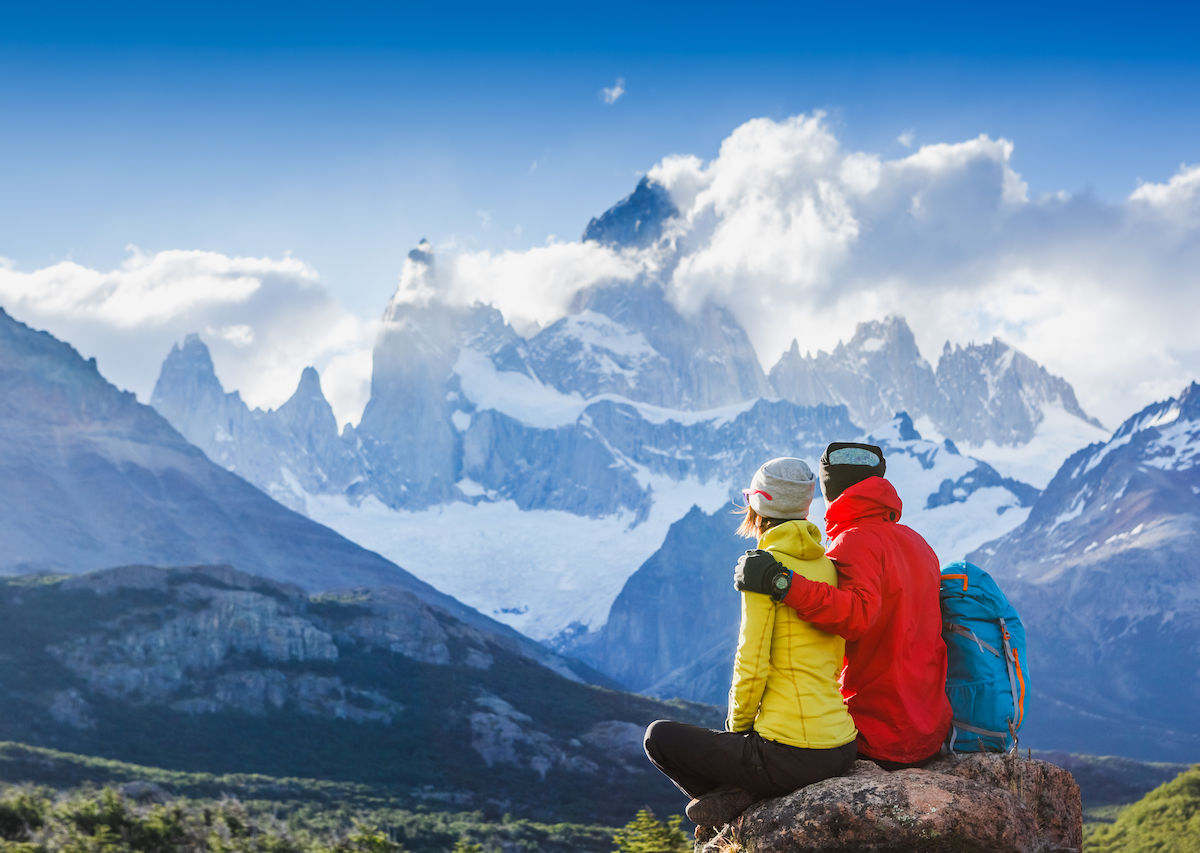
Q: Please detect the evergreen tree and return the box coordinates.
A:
[611,808,690,853]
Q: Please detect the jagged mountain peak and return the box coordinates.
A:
[582,176,678,249]
[408,238,434,265]
[839,315,923,358]
[287,366,325,402]
[383,240,440,320]
[275,366,338,438]
[152,333,230,403]
[771,315,937,432]
[1113,380,1200,441]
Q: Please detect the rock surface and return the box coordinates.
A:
[698,754,1081,853]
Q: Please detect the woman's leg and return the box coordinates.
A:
[755,737,857,794]
[645,720,858,801]
[643,720,770,800]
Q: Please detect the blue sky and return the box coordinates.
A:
[1,1,1199,426]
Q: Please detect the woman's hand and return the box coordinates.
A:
[734,550,793,601]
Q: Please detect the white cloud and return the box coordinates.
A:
[416,111,1197,428]
[0,247,374,427]
[1129,163,1200,228]
[7,113,1200,436]
[389,237,649,332]
[898,129,916,148]
[601,77,626,104]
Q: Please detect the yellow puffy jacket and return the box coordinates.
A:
[726,519,858,750]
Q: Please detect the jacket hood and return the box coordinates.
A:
[825,476,903,534]
[759,518,827,561]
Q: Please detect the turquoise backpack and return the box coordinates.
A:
[939,560,1028,753]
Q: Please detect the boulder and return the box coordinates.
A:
[697,754,1082,852]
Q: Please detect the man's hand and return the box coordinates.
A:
[734,549,793,601]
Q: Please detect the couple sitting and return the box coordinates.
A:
[643,443,952,828]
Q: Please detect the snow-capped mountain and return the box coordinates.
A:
[769,316,1108,482]
[968,382,1200,760]
[568,413,1040,701]
[769,315,939,430]
[582,175,678,249]
[153,332,859,640]
[149,180,1110,643]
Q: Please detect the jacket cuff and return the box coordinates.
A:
[782,573,819,613]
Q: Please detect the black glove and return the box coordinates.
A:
[734,549,793,601]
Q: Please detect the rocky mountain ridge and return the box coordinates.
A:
[770,314,1105,447]
[967,381,1200,761]
[0,563,716,823]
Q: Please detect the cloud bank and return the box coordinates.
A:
[3,113,1197,430]
[397,113,1200,426]
[0,248,374,427]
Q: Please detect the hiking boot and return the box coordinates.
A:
[685,785,758,826]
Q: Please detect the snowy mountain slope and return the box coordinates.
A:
[865,414,1038,564]
[564,277,773,408]
[968,382,1200,760]
[567,413,1038,700]
[924,401,1112,490]
[152,331,858,641]
[302,395,858,641]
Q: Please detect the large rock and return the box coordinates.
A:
[698,754,1081,853]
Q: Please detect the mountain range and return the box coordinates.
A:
[147,179,1107,644]
[5,173,1189,771]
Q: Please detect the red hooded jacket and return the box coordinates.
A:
[781,476,951,763]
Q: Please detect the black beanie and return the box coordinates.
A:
[819,442,886,505]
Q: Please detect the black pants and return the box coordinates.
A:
[643,719,857,801]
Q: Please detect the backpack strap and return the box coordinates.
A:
[999,618,1024,749]
[944,622,1002,657]
[951,720,1012,739]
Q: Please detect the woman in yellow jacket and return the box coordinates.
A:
[643,457,858,828]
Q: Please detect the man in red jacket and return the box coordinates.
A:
[735,441,951,767]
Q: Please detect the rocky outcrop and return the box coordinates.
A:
[698,754,1081,853]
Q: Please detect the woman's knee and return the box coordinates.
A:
[643,719,674,759]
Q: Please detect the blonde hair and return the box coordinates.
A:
[733,502,784,540]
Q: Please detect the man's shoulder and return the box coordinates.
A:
[831,520,936,559]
